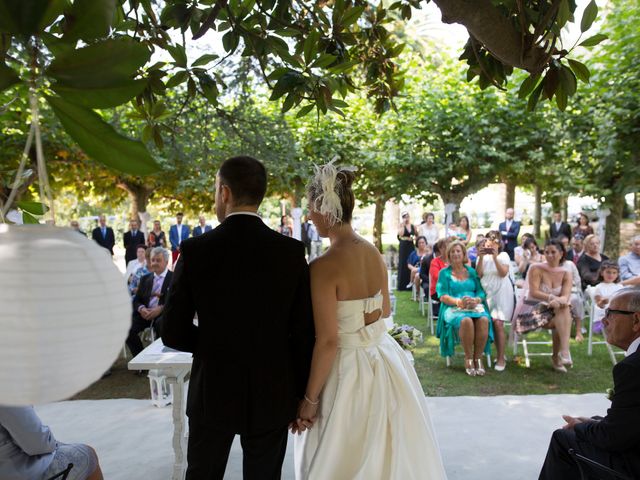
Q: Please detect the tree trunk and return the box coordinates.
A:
[534,184,542,238]
[505,180,516,210]
[373,197,386,253]
[561,196,568,222]
[438,191,467,230]
[603,192,625,259]
[117,180,153,220]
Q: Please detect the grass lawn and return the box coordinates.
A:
[394,291,618,397]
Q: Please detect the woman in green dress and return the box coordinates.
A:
[436,240,494,376]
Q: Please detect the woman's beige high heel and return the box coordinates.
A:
[552,355,568,373]
[475,358,486,376]
[465,359,476,376]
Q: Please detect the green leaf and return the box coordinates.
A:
[191,53,219,67]
[527,83,544,112]
[555,83,568,111]
[51,79,147,108]
[269,72,302,100]
[166,44,188,68]
[580,0,598,33]
[0,62,20,93]
[22,211,40,224]
[16,201,49,215]
[0,0,66,35]
[282,92,296,112]
[296,104,315,118]
[64,0,117,42]
[568,59,590,83]
[579,33,607,47]
[310,53,337,69]
[556,0,571,29]
[303,31,320,65]
[559,65,577,96]
[340,5,365,27]
[165,71,189,88]
[518,73,540,99]
[222,31,239,53]
[46,95,159,175]
[47,38,151,88]
[197,73,219,104]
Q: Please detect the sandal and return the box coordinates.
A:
[475,358,486,376]
[559,352,573,368]
[552,355,568,373]
[465,359,476,377]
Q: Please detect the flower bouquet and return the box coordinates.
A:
[388,324,423,351]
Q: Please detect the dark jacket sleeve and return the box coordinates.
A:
[289,245,315,398]
[506,222,520,241]
[133,274,151,312]
[575,360,640,451]
[162,245,198,353]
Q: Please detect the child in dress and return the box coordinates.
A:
[593,260,623,334]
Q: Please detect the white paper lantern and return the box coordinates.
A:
[0,224,131,405]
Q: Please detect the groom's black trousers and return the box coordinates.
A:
[186,419,288,480]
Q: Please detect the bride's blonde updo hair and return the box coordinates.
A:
[307,160,356,227]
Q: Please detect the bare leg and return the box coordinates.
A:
[553,307,572,357]
[574,315,584,342]
[473,316,489,360]
[493,319,506,367]
[459,316,474,361]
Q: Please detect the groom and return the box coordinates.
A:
[162,156,315,479]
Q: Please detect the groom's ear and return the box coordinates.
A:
[219,183,232,205]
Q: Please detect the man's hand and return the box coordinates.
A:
[139,307,152,320]
[147,306,163,320]
[562,415,593,430]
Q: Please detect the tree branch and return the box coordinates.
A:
[432,0,549,73]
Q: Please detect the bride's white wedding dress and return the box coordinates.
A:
[294,292,447,479]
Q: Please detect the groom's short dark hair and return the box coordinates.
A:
[218,156,267,207]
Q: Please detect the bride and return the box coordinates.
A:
[293,162,447,479]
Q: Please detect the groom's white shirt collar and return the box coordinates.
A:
[226,211,261,219]
[626,336,640,357]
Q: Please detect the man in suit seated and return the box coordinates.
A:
[499,208,520,260]
[91,214,115,255]
[538,287,640,480]
[126,247,173,358]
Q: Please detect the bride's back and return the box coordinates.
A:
[317,235,387,302]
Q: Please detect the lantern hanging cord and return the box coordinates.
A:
[30,91,55,224]
[0,121,35,220]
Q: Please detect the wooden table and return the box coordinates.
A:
[128,339,192,480]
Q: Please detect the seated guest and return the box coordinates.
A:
[568,236,584,265]
[126,247,173,358]
[619,235,640,286]
[0,405,103,480]
[514,232,535,264]
[418,212,439,246]
[560,256,585,342]
[124,245,148,295]
[577,234,609,291]
[436,240,493,376]
[147,220,166,248]
[467,234,485,268]
[556,234,570,260]
[514,239,574,372]
[574,212,594,239]
[476,231,514,372]
[428,238,450,317]
[129,247,152,297]
[538,288,640,480]
[408,236,430,295]
[592,261,624,334]
[517,237,544,279]
[70,220,86,236]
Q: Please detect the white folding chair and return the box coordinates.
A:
[423,280,435,335]
[584,287,625,365]
[510,287,553,367]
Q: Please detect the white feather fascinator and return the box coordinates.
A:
[309,157,356,228]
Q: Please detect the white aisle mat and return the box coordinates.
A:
[36,394,610,480]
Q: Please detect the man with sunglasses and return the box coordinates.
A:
[539,288,640,480]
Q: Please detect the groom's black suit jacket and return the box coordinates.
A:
[575,349,640,476]
[162,214,315,435]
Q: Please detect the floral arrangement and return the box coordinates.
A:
[388,324,423,351]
